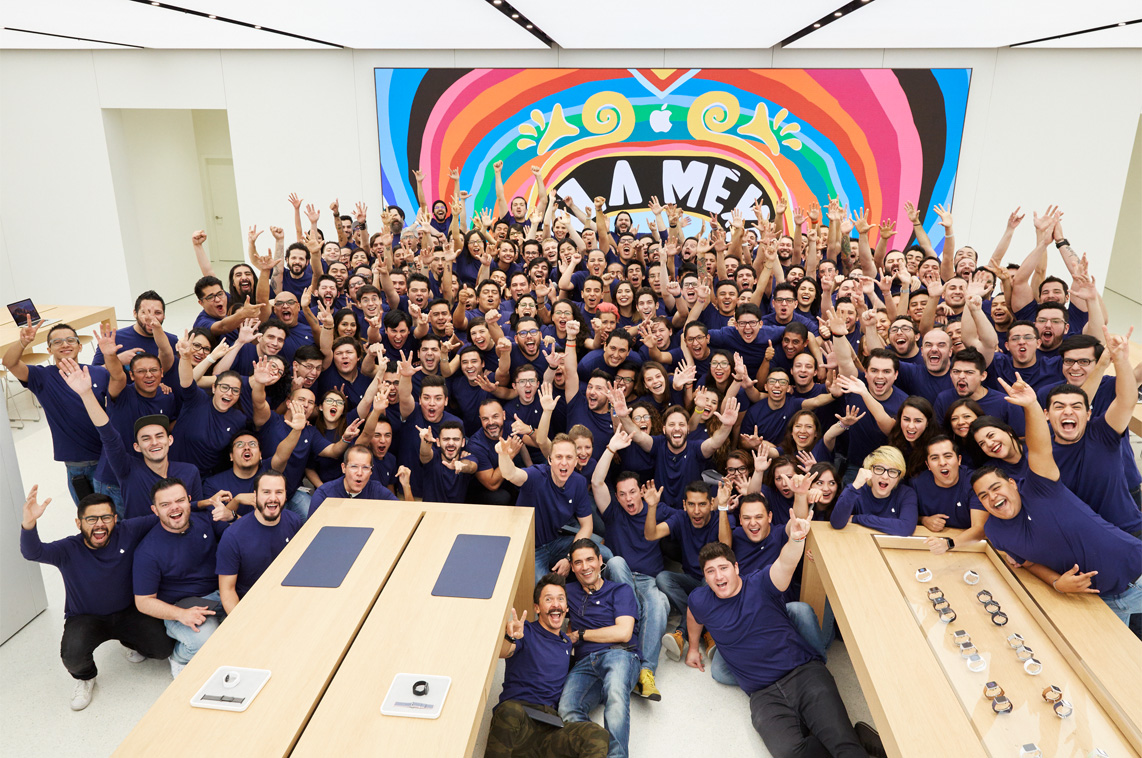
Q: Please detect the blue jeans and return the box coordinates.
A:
[558,648,640,758]
[64,461,98,506]
[603,557,669,674]
[163,591,223,665]
[1102,576,1142,627]
[93,479,124,518]
[710,602,831,687]
[286,489,311,520]
[655,570,702,632]
[534,534,611,582]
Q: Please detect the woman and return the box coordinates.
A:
[634,361,674,411]
[618,401,660,481]
[173,336,249,476]
[945,397,984,446]
[806,462,841,521]
[795,278,821,319]
[332,308,360,340]
[612,281,637,326]
[829,446,917,536]
[761,455,800,526]
[968,416,1028,475]
[543,299,591,346]
[777,410,839,466]
[310,389,351,484]
[886,398,937,478]
[509,294,540,333]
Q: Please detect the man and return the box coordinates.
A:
[913,436,980,533]
[279,241,313,299]
[308,445,398,515]
[686,541,876,758]
[563,321,616,459]
[504,364,547,465]
[1044,331,1142,536]
[613,394,740,508]
[203,406,306,517]
[62,360,203,519]
[92,290,178,384]
[885,316,922,365]
[833,347,908,486]
[192,274,261,338]
[20,488,172,710]
[467,399,519,506]
[934,348,1023,434]
[398,365,461,498]
[970,375,1142,628]
[487,575,610,758]
[133,478,235,677]
[990,320,1061,393]
[497,434,607,580]
[216,470,303,614]
[591,432,670,700]
[707,303,785,376]
[894,326,954,400]
[5,321,123,504]
[265,291,314,362]
[645,481,726,663]
[418,420,477,502]
[559,540,640,758]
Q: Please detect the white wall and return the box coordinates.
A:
[1,47,1139,328]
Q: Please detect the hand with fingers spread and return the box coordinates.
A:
[641,480,663,509]
[398,350,422,378]
[607,428,633,454]
[795,450,818,472]
[712,396,740,426]
[21,485,52,529]
[834,405,866,428]
[786,511,812,542]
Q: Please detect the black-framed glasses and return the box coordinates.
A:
[82,514,115,525]
[871,465,902,479]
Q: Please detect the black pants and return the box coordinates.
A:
[485,700,609,758]
[61,608,174,680]
[469,480,518,507]
[749,660,865,758]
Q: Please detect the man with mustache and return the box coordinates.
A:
[20,487,172,711]
[215,471,303,614]
[486,574,609,758]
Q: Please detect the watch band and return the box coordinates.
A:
[943,536,955,550]
[504,633,516,644]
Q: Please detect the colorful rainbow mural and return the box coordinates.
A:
[376,68,970,253]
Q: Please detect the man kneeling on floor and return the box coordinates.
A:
[486,573,610,758]
[686,525,885,758]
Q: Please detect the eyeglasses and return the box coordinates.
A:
[725,465,748,474]
[1008,334,1038,343]
[737,320,759,328]
[888,325,915,334]
[766,378,789,386]
[191,343,212,354]
[295,362,321,375]
[773,297,795,304]
[82,514,115,525]
[233,440,260,449]
[324,398,345,407]
[201,291,227,302]
[614,377,635,385]
[1034,318,1065,326]
[517,329,540,337]
[133,367,162,376]
[277,300,300,309]
[48,337,80,347]
[685,334,707,343]
[631,413,651,422]
[515,378,537,386]
[870,465,902,479]
[215,384,241,396]
[1062,358,1094,367]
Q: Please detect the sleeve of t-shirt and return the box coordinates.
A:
[98,422,134,482]
[211,517,230,539]
[215,529,241,577]
[572,479,592,520]
[830,487,859,529]
[611,582,638,621]
[132,545,162,597]
[308,486,328,516]
[853,487,918,536]
[663,508,684,537]
[187,469,204,502]
[19,525,68,566]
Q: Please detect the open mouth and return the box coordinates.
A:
[956,381,969,393]
[989,442,1003,455]
[876,480,891,493]
[938,466,951,477]
[1059,419,1077,432]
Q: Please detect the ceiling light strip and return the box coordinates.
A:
[779,0,877,47]
[2,26,145,48]
[483,0,553,46]
[126,0,343,48]
[1010,18,1140,47]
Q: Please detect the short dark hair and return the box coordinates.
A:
[782,321,809,340]
[1059,334,1104,361]
[293,345,323,364]
[252,469,287,492]
[1038,276,1069,297]
[569,537,600,560]
[533,573,566,604]
[128,351,161,373]
[134,290,165,313]
[1045,383,1090,410]
[149,476,186,504]
[77,493,116,519]
[698,541,737,570]
[342,444,372,463]
[194,275,224,300]
[773,282,797,298]
[867,347,900,371]
[420,374,448,397]
[969,465,1008,488]
[683,481,710,500]
[1035,302,1068,322]
[737,492,769,514]
[735,303,763,321]
[46,322,78,341]
[437,420,464,436]
[952,347,986,373]
[924,434,959,456]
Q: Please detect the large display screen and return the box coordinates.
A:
[376,67,970,251]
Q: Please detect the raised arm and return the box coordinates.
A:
[496,436,529,487]
[609,388,653,452]
[699,397,740,458]
[1,317,37,383]
[592,429,631,513]
[999,374,1057,480]
[642,481,669,541]
[191,229,215,277]
[563,320,582,400]
[769,512,811,592]
[1102,327,1139,435]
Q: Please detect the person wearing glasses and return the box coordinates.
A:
[307,445,398,516]
[763,282,819,335]
[169,334,249,476]
[706,303,786,376]
[191,274,262,340]
[202,419,307,518]
[988,320,1062,394]
[266,291,316,363]
[884,315,923,366]
[4,321,125,505]
[829,446,918,537]
[740,368,835,451]
[20,487,172,711]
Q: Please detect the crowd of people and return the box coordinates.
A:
[10,168,1141,757]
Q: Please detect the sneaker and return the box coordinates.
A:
[701,631,717,662]
[636,668,662,701]
[855,721,886,758]
[124,649,146,664]
[70,678,95,711]
[169,657,186,679]
[661,630,686,661]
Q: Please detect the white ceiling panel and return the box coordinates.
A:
[1022,21,1142,48]
[2,0,329,49]
[788,0,1141,48]
[0,28,137,49]
[511,0,841,49]
[162,0,548,49]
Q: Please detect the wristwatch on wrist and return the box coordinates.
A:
[504,633,516,644]
[942,536,955,550]
[1055,238,1069,248]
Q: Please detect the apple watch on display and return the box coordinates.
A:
[1023,658,1043,676]
[1041,685,1062,703]
[1006,633,1025,648]
[976,589,993,603]
[967,653,986,672]
[938,607,957,623]
[1053,699,1073,718]
[983,681,1004,699]
[962,570,979,585]
[991,695,1012,713]
[915,567,933,582]
[1015,645,1035,662]
[412,680,429,697]
[990,610,1009,626]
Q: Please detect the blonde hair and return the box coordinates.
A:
[863,445,906,473]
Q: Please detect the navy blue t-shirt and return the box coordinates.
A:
[20,516,158,617]
[910,468,974,529]
[421,449,475,503]
[132,512,228,604]
[565,579,639,658]
[648,436,709,508]
[896,363,953,402]
[202,464,267,517]
[258,413,322,496]
[518,466,593,547]
[830,484,918,536]
[844,388,907,467]
[600,503,664,576]
[707,325,786,376]
[170,382,248,476]
[98,422,203,519]
[664,509,721,578]
[688,570,820,694]
[1051,417,1142,535]
[565,394,614,462]
[988,353,1062,395]
[215,510,303,596]
[21,363,112,462]
[396,407,461,498]
[731,525,787,577]
[498,619,573,707]
[934,388,1025,437]
[95,385,179,486]
[984,472,1141,596]
[741,398,804,446]
[308,476,397,516]
[92,327,180,387]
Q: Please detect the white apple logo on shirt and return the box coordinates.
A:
[650,105,671,133]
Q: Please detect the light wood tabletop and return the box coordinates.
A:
[113,502,424,758]
[0,303,117,356]
[291,504,534,758]
[802,523,1142,758]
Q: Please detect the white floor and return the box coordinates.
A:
[0,296,878,757]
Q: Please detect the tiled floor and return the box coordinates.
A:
[1,295,877,757]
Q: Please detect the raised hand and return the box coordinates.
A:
[342,418,363,443]
[174,330,196,360]
[58,359,92,396]
[835,405,866,427]
[1006,206,1025,230]
[997,372,1036,408]
[851,208,872,235]
[538,381,559,412]
[191,229,208,246]
[93,322,121,359]
[787,510,811,542]
[304,204,320,225]
[251,356,276,386]
[496,435,524,458]
[641,480,663,508]
[903,201,920,225]
[835,374,868,397]
[789,471,820,497]
[288,193,302,210]
[398,350,422,378]
[608,428,633,453]
[933,203,953,229]
[878,218,896,239]
[21,485,51,527]
[506,608,527,640]
[417,425,437,447]
[796,450,818,472]
[354,202,368,223]
[285,398,309,430]
[18,316,40,348]
[1052,564,1100,594]
[854,467,873,488]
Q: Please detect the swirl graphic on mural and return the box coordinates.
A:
[376,67,970,252]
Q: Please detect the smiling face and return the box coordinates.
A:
[534,581,567,633]
[972,471,1022,520]
[703,556,742,599]
[888,320,917,356]
[133,423,172,464]
[77,502,117,549]
[663,410,689,452]
[865,357,898,398]
[420,386,446,423]
[868,463,902,498]
[949,404,978,439]
[342,449,373,494]
[585,377,610,412]
[926,439,961,486]
[1061,346,1097,386]
[438,427,465,461]
[254,474,286,524]
[130,356,163,395]
[974,425,1017,462]
[899,404,929,443]
[573,437,593,469]
[479,403,504,440]
[1046,391,1090,443]
[738,500,772,543]
[790,413,818,451]
[152,483,191,533]
[790,353,816,390]
[921,330,952,374]
[1035,308,1067,350]
[212,376,241,412]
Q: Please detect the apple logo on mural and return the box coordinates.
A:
[649,104,671,133]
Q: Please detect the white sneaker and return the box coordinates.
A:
[169,657,186,679]
[70,678,95,711]
[124,649,146,664]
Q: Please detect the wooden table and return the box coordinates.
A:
[0,303,117,356]
[114,502,424,757]
[291,504,534,758]
[801,523,1142,758]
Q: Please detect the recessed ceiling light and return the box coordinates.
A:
[813,22,821,27]
[511,13,519,18]
[493,0,502,4]
[208,14,216,18]
[834,11,843,16]
[254,25,261,29]
[151,1,160,5]
[526,23,533,28]
[1118,21,1126,25]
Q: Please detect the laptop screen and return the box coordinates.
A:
[7,299,40,326]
